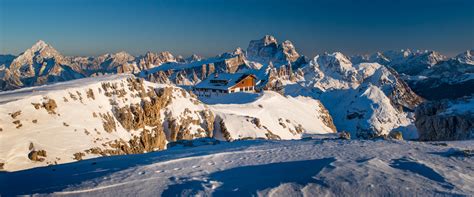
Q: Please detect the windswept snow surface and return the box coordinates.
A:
[0,138,472,196]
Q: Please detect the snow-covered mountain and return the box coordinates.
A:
[407,58,474,100]
[247,35,306,67]
[0,40,85,90]
[136,51,178,70]
[352,49,447,76]
[353,49,474,100]
[455,49,474,65]
[0,74,335,171]
[286,52,423,139]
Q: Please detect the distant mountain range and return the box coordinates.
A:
[1,38,472,100]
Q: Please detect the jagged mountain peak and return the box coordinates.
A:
[455,49,474,65]
[10,40,63,69]
[261,35,278,45]
[318,52,352,67]
[186,54,203,62]
[113,51,133,58]
[233,47,244,55]
[422,50,447,65]
[247,35,301,64]
[30,40,49,51]
[277,40,300,62]
[20,40,61,58]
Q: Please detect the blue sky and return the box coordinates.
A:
[0,0,473,57]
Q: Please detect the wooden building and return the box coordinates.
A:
[193,73,256,97]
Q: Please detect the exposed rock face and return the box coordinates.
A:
[215,116,232,141]
[42,98,58,114]
[385,67,424,110]
[137,51,177,70]
[247,35,279,61]
[97,77,216,155]
[415,97,474,141]
[246,35,304,66]
[91,127,167,155]
[339,131,351,140]
[316,101,337,132]
[100,112,116,133]
[260,62,304,93]
[28,150,47,162]
[112,87,172,131]
[389,131,403,140]
[73,152,85,160]
[10,110,21,119]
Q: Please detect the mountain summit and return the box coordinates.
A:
[246,35,302,65]
[0,40,83,90]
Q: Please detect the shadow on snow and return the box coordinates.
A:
[163,157,336,196]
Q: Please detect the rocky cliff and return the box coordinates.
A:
[415,97,474,141]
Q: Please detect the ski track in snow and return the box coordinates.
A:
[0,138,472,196]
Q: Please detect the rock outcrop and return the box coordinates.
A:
[28,150,47,162]
[415,97,474,141]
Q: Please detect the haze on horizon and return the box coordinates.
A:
[0,0,473,57]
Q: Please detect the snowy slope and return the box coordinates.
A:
[204,92,336,140]
[286,52,423,139]
[0,74,216,171]
[0,137,472,196]
[0,75,336,171]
